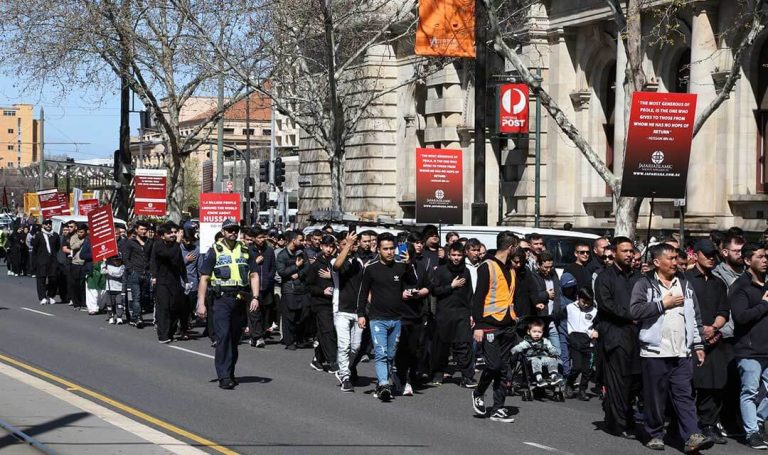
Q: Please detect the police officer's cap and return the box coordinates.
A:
[222,219,240,231]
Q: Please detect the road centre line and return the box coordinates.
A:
[20,307,54,317]
[0,353,235,455]
[523,442,574,454]
[168,345,215,359]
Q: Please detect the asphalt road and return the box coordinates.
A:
[0,272,755,455]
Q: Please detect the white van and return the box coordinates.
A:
[51,215,128,237]
[438,225,599,272]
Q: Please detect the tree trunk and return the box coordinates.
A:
[329,151,343,213]
[166,150,185,223]
[613,195,643,239]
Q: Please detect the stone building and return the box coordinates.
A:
[296,0,768,234]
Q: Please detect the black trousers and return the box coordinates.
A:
[179,291,197,334]
[431,335,474,379]
[204,291,216,341]
[696,388,725,428]
[154,284,183,341]
[476,326,516,412]
[36,274,57,301]
[68,264,85,308]
[603,347,641,435]
[56,264,69,302]
[395,322,425,385]
[311,304,337,364]
[213,295,247,380]
[281,293,308,347]
[569,347,593,390]
[247,291,275,341]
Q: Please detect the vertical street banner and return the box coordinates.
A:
[621,92,697,198]
[416,148,463,224]
[57,192,71,216]
[134,169,168,216]
[37,188,63,219]
[415,0,475,58]
[199,193,241,253]
[498,83,529,134]
[77,199,99,216]
[87,203,118,263]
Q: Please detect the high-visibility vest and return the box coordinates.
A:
[210,240,250,289]
[483,259,516,322]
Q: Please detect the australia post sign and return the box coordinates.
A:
[621,92,697,198]
[416,148,463,224]
[498,83,529,134]
[134,169,167,216]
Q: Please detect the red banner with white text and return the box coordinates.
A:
[134,169,167,216]
[87,204,118,263]
[37,189,63,220]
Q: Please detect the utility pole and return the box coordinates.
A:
[116,0,132,221]
[38,107,44,191]
[534,70,542,228]
[471,0,488,226]
[216,28,225,191]
[269,99,276,226]
[244,87,252,225]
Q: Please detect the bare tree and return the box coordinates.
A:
[485,0,767,238]
[175,0,452,213]
[0,0,265,221]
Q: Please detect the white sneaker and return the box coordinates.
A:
[402,383,414,396]
[6,270,10,276]
[108,317,115,325]
[47,298,56,305]
[116,318,124,325]
[39,299,47,305]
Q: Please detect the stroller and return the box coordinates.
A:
[510,315,565,402]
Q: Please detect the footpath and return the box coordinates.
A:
[0,360,208,455]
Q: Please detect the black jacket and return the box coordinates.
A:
[276,247,307,295]
[306,254,334,306]
[149,240,187,287]
[431,263,473,343]
[730,271,768,358]
[335,252,373,314]
[564,262,592,291]
[401,260,430,324]
[121,238,149,275]
[594,263,642,353]
[526,269,563,318]
[31,231,60,277]
[252,244,276,291]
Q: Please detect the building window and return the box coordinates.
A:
[243,128,254,135]
[6,145,13,151]
[262,129,271,136]
[7,128,13,134]
[223,128,235,134]
[2,110,15,116]
[7,162,12,168]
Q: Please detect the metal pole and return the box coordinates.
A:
[644,194,656,263]
[269,100,276,226]
[38,107,44,191]
[679,200,685,248]
[216,28,225,190]
[534,70,542,228]
[244,88,252,226]
[471,0,488,226]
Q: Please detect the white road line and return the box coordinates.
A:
[20,307,54,317]
[168,345,215,359]
[523,442,574,454]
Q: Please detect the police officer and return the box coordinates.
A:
[197,219,260,390]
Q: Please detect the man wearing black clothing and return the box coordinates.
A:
[246,227,277,348]
[122,221,151,327]
[564,240,593,290]
[276,231,308,350]
[149,222,187,343]
[306,235,339,372]
[471,231,519,423]
[395,240,430,395]
[431,243,475,388]
[594,236,642,439]
[586,237,610,277]
[356,232,407,401]
[31,219,60,305]
[685,239,731,445]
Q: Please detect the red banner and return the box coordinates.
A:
[87,203,118,263]
[498,84,529,134]
[134,169,167,216]
[37,188,63,219]
[58,192,71,216]
[621,92,697,198]
[78,198,99,216]
[199,193,241,253]
[415,0,475,58]
[416,148,463,224]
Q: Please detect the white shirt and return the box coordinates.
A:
[645,274,687,358]
[465,258,481,293]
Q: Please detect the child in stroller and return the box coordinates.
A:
[511,317,564,401]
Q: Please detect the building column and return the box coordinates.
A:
[686,1,719,216]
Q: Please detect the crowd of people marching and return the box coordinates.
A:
[3,215,768,453]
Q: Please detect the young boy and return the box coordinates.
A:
[564,287,598,400]
[102,255,126,325]
[511,319,562,388]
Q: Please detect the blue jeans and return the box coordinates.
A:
[370,320,401,386]
[737,358,768,436]
[126,271,149,323]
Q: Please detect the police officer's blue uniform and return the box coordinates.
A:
[200,237,258,387]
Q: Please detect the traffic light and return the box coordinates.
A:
[259,161,269,183]
[274,157,285,187]
[258,191,267,209]
[244,176,255,198]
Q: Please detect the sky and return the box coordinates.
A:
[0,75,143,161]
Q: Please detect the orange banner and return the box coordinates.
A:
[415,0,476,58]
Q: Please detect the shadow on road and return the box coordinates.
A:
[0,412,89,449]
